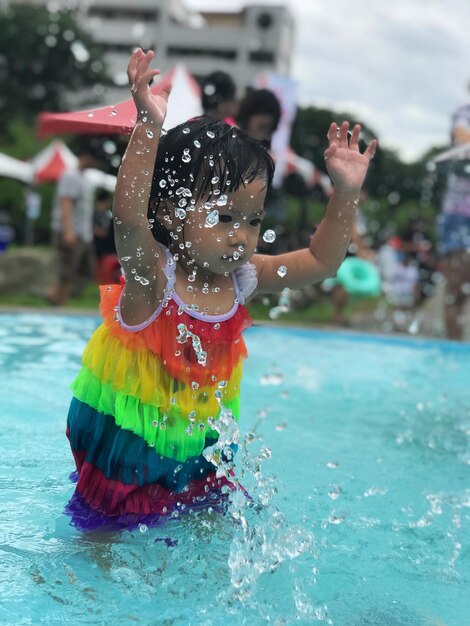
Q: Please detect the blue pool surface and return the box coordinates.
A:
[0,313,469,625]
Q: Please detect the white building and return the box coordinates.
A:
[81,0,294,102]
[5,0,294,103]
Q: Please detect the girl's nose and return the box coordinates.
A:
[230,227,247,246]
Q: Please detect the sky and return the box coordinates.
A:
[185,0,470,162]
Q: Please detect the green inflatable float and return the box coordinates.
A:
[324,257,381,297]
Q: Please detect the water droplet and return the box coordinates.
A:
[87,112,94,118]
[263,229,276,243]
[191,381,199,390]
[328,485,341,500]
[182,127,190,134]
[206,130,215,138]
[205,210,219,228]
[214,323,220,330]
[211,176,219,184]
[175,208,186,219]
[277,265,287,278]
[159,179,167,188]
[216,194,228,206]
[110,109,117,116]
[193,140,201,148]
[121,255,132,261]
[146,129,154,139]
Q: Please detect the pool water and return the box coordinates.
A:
[0,313,469,625]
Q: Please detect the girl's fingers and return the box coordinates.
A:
[128,48,143,70]
[338,121,349,145]
[324,143,338,159]
[327,121,377,160]
[364,139,378,160]
[327,122,338,144]
[349,124,361,151]
[138,69,161,88]
[130,48,155,83]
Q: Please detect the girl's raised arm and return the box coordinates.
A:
[253,122,377,293]
[113,49,171,325]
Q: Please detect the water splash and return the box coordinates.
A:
[201,397,315,604]
[262,229,276,243]
[176,323,207,366]
[205,210,220,228]
[269,288,291,320]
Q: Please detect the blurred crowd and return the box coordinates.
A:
[1,69,469,341]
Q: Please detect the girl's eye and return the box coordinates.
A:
[250,218,262,226]
[218,215,232,223]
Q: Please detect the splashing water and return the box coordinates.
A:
[263,229,276,243]
[205,210,220,228]
[176,323,207,366]
[277,265,287,278]
[201,395,315,604]
[269,288,292,320]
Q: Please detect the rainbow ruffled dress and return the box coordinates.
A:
[66,247,257,529]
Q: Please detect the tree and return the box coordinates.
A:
[289,106,441,242]
[0,4,109,137]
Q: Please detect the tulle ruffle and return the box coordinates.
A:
[100,284,252,386]
[69,455,235,518]
[67,398,231,490]
[71,368,240,462]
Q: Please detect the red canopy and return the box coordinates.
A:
[37,72,173,138]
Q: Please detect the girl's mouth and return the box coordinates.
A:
[222,253,243,262]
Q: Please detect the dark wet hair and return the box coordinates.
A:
[148,116,275,245]
[236,88,281,134]
[201,71,236,112]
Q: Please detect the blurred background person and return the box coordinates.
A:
[46,143,97,306]
[436,93,470,340]
[236,87,288,230]
[93,189,120,285]
[236,87,281,149]
[200,70,238,125]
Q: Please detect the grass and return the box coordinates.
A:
[0,282,100,310]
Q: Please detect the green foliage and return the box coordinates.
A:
[288,105,441,242]
[0,118,67,241]
[0,3,109,136]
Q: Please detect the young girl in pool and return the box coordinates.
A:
[66,49,377,529]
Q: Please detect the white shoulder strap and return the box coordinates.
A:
[233,262,258,304]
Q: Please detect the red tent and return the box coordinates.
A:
[37,69,190,138]
[31,140,78,183]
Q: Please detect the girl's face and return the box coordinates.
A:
[181,178,267,275]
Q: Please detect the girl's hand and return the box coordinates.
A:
[324,122,377,194]
[127,48,171,128]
